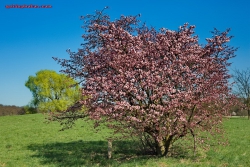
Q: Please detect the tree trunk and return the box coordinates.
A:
[156,136,173,157]
[108,140,112,159]
[156,140,166,156]
[248,109,250,120]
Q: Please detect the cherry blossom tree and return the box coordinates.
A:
[53,8,237,156]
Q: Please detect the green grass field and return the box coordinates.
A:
[0,114,249,167]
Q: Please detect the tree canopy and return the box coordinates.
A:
[53,9,237,156]
[25,70,81,113]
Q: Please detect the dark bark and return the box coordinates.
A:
[248,109,250,120]
[156,136,173,157]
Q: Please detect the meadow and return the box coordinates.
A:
[0,114,249,167]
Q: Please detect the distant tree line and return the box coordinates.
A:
[229,98,248,116]
[0,104,25,116]
[233,69,250,119]
[0,104,37,116]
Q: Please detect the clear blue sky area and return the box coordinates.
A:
[0,0,249,106]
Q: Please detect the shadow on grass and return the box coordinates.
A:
[27,139,193,167]
[27,140,159,167]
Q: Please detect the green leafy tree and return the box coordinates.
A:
[25,70,81,112]
[23,103,37,114]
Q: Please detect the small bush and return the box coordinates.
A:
[23,105,38,114]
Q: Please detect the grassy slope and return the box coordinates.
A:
[0,114,249,167]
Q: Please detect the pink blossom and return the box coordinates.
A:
[54,10,237,156]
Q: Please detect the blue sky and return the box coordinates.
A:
[0,0,249,106]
